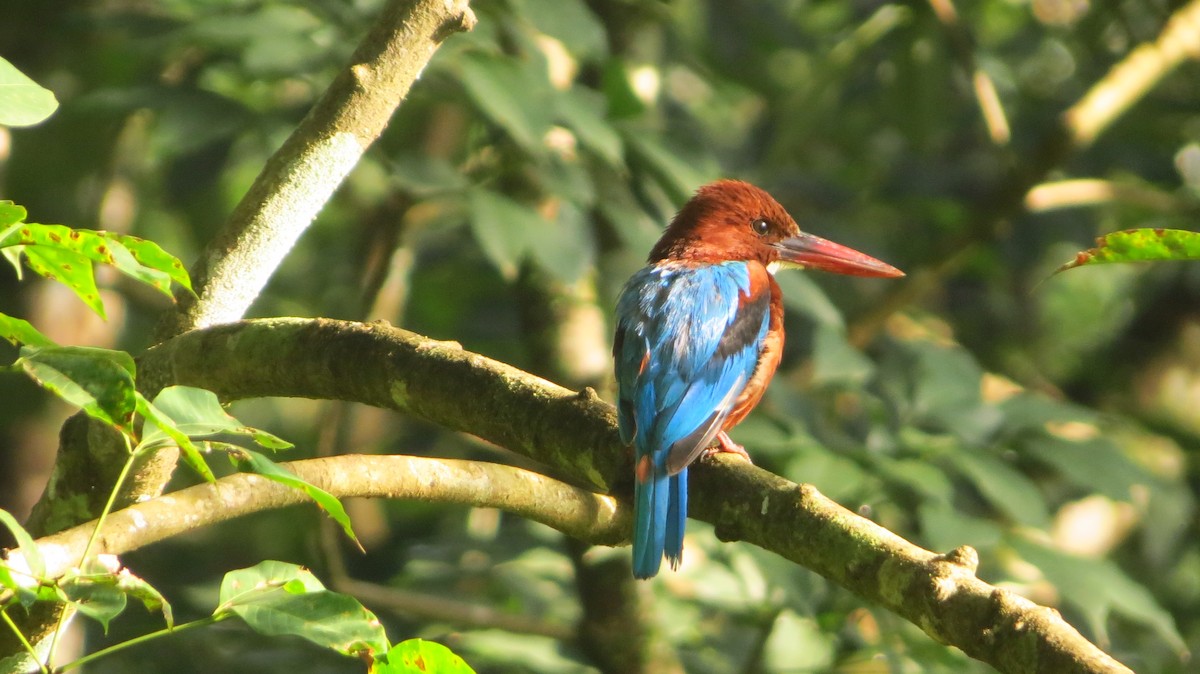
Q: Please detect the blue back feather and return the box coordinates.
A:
[614,261,770,577]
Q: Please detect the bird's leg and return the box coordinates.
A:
[707,431,753,463]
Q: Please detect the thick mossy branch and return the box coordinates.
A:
[136,317,1131,674]
[143,318,623,492]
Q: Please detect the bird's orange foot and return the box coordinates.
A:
[705,431,753,463]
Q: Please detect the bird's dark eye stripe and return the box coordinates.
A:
[751,218,770,235]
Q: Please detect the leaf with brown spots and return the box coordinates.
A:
[23,245,105,319]
[0,312,55,347]
[376,640,476,674]
[104,232,194,294]
[17,345,137,433]
[1056,228,1200,274]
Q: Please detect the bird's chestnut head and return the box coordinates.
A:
[648,180,903,278]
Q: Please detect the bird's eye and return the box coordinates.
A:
[751,218,771,236]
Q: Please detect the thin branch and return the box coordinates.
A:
[157,0,476,339]
[1064,0,1200,150]
[126,317,1132,674]
[1024,178,1182,213]
[334,578,573,640]
[3,455,624,587]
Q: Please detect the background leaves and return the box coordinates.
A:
[4,0,1200,672]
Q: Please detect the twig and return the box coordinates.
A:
[1064,0,1200,150]
[334,577,573,640]
[1024,178,1181,213]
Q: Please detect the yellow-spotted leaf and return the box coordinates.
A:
[0,313,55,348]
[18,345,137,432]
[217,561,388,659]
[376,640,477,674]
[1056,228,1200,273]
[23,245,105,318]
[105,232,193,295]
[0,200,25,228]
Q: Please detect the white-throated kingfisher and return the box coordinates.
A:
[613,180,904,579]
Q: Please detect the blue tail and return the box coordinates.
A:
[632,467,688,579]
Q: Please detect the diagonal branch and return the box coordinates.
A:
[157,0,477,339]
[131,317,1132,674]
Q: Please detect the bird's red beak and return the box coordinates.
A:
[774,232,904,278]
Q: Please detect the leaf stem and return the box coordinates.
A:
[52,616,220,673]
[1,606,49,674]
[45,433,138,670]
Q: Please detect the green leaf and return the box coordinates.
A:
[555,86,622,167]
[875,456,955,505]
[1021,436,1146,501]
[1056,228,1200,273]
[0,223,191,306]
[0,200,26,228]
[902,342,1000,446]
[377,639,477,674]
[58,573,128,633]
[458,52,552,153]
[1010,537,1186,656]
[0,57,59,127]
[135,393,216,483]
[997,393,1099,434]
[22,245,106,318]
[141,386,292,450]
[218,561,388,658]
[622,130,718,204]
[918,502,1004,553]
[467,189,542,281]
[219,561,326,606]
[232,448,360,550]
[0,223,116,262]
[0,313,55,348]
[515,0,607,59]
[762,612,835,673]
[946,451,1049,527]
[526,199,594,284]
[0,507,45,606]
[19,346,137,432]
[774,272,845,329]
[103,232,193,295]
[115,567,174,629]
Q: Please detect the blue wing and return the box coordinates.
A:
[613,261,771,577]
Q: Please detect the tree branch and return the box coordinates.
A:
[2,455,623,589]
[158,0,476,339]
[128,317,1131,674]
[1063,0,1200,151]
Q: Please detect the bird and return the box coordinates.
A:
[612,180,904,579]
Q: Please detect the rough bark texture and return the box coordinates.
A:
[158,0,477,338]
[124,317,1131,674]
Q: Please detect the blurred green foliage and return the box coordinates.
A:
[4,0,1200,672]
